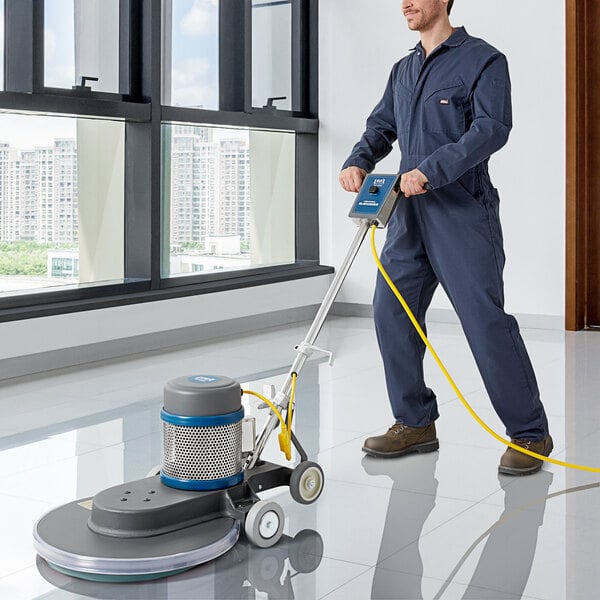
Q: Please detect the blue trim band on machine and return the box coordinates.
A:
[160,471,244,491]
[160,407,245,427]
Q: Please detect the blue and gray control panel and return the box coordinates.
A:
[348,173,401,228]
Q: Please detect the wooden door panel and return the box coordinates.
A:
[566,0,600,329]
[587,1,600,326]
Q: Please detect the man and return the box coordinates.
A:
[339,0,552,475]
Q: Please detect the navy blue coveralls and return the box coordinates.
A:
[342,27,549,441]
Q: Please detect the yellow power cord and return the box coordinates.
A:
[243,372,297,461]
[370,223,600,473]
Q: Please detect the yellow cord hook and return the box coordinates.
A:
[243,372,297,461]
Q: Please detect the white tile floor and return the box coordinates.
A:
[1,316,599,599]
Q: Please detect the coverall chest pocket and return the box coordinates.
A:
[394,82,413,132]
[422,80,467,135]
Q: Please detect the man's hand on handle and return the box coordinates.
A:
[400,169,429,197]
[340,166,430,198]
[339,166,367,193]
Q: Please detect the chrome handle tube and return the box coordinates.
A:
[246,220,374,469]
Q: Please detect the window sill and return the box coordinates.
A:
[0,263,334,323]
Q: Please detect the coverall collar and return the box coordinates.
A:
[411,26,469,53]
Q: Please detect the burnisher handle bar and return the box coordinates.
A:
[246,219,374,469]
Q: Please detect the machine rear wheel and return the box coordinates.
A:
[289,462,324,504]
[244,500,284,548]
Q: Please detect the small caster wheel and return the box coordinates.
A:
[289,461,324,504]
[244,500,285,548]
[146,465,161,477]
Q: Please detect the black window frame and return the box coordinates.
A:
[0,0,328,323]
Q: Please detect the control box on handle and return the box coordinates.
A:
[348,173,401,228]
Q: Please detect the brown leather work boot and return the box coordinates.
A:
[362,423,439,458]
[498,435,554,476]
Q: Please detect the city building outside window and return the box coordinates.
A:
[0,114,124,296]
[162,124,295,278]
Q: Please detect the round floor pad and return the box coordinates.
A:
[34,498,239,581]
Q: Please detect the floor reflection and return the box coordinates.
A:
[36,529,324,600]
[359,456,556,599]
[362,451,439,599]
[459,472,554,599]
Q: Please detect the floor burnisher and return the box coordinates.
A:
[33,174,402,581]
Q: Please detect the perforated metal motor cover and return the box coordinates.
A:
[164,375,241,417]
[161,375,244,486]
[162,419,243,481]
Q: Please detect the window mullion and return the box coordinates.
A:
[307,0,318,117]
[123,0,160,285]
[4,0,43,93]
[291,0,306,113]
[295,132,319,262]
[119,0,132,96]
[219,0,251,112]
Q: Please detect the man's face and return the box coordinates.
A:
[402,0,447,31]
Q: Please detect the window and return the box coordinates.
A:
[0,0,321,320]
[252,0,292,111]
[44,0,121,93]
[0,114,124,297]
[162,124,295,278]
[163,0,219,108]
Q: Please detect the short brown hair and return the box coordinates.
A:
[447,0,454,14]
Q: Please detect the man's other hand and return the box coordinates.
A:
[400,169,429,197]
[339,166,367,193]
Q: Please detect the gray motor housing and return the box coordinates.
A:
[164,375,242,415]
[161,375,245,491]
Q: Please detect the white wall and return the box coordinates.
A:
[319,0,566,319]
[0,277,331,361]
